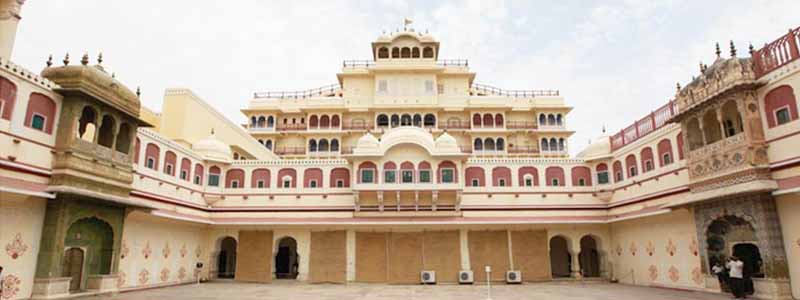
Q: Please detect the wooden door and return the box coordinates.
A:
[63,248,85,291]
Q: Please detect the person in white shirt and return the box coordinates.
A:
[712,262,729,292]
[727,256,745,299]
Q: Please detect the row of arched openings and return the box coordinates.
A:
[308,114,341,128]
[77,105,134,154]
[376,113,436,127]
[473,137,505,151]
[472,113,504,127]
[308,138,340,152]
[258,139,274,150]
[539,113,564,126]
[549,235,601,278]
[541,138,566,152]
[250,115,275,128]
[606,136,682,183]
[377,46,435,59]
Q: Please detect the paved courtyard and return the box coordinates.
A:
[76,280,732,300]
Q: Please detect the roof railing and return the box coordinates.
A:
[610,100,677,151]
[471,83,559,97]
[342,59,469,68]
[752,26,800,78]
[253,83,341,99]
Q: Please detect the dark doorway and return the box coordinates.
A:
[549,236,572,278]
[63,248,85,292]
[732,243,764,278]
[217,237,237,278]
[275,237,298,279]
[579,236,600,277]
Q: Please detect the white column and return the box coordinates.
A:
[346,229,356,281]
[507,230,515,270]
[459,229,470,271]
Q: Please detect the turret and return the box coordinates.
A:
[0,0,25,59]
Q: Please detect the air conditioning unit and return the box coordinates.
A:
[506,270,522,284]
[458,270,474,284]
[420,270,436,284]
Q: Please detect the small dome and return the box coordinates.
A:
[435,132,458,151]
[193,131,232,162]
[356,132,380,150]
[577,135,611,160]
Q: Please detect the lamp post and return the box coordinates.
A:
[485,265,492,300]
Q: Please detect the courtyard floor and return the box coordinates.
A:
[75,280,733,300]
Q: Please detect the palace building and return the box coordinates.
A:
[1,2,799,300]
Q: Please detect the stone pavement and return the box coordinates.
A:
[76,280,732,300]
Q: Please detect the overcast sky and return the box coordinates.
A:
[11,0,800,155]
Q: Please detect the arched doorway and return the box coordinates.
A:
[549,236,572,278]
[275,237,299,279]
[579,236,600,277]
[63,248,85,291]
[706,215,761,295]
[62,217,114,292]
[217,237,237,278]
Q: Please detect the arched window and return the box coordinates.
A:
[320,115,330,128]
[558,138,565,151]
[472,113,482,127]
[423,114,436,127]
[0,76,17,121]
[78,106,97,142]
[330,168,350,188]
[518,167,538,187]
[163,151,175,175]
[390,114,400,127]
[571,166,592,186]
[400,114,412,126]
[97,115,115,148]
[764,85,798,128]
[378,47,389,59]
[411,47,420,58]
[438,161,457,183]
[358,162,377,184]
[549,138,558,152]
[250,116,257,127]
[193,164,204,185]
[257,116,266,128]
[465,167,485,187]
[308,139,317,152]
[541,138,550,151]
[115,123,132,154]
[422,47,434,58]
[267,116,275,127]
[596,163,609,184]
[25,93,56,133]
[265,140,273,150]
[702,110,722,144]
[556,114,563,126]
[484,138,496,151]
[401,47,411,58]
[391,47,400,58]
[721,100,742,137]
[418,161,432,183]
[483,114,493,127]
[400,161,414,183]
[492,167,511,187]
[179,158,191,181]
[208,166,221,186]
[625,154,638,177]
[277,168,297,188]
[145,143,160,170]
[331,115,340,127]
[538,114,546,125]
[548,114,556,125]
[258,139,264,145]
[496,138,505,151]
[474,138,483,151]
[251,168,270,188]
[225,169,244,188]
[303,168,323,188]
[377,114,389,127]
[330,139,340,152]
[383,161,397,183]
[309,115,319,128]
[494,113,503,127]
[613,160,624,182]
[640,147,654,173]
[545,166,565,186]
[658,139,674,167]
[318,139,329,152]
[413,114,422,127]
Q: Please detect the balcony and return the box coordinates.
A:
[437,120,471,130]
[507,146,539,155]
[276,124,308,132]
[273,147,306,156]
[506,121,538,130]
[342,121,373,131]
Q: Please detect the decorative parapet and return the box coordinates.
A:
[674,57,757,117]
[253,83,341,99]
[610,101,677,151]
[471,83,559,98]
[752,26,800,79]
[0,56,58,90]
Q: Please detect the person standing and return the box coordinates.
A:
[712,261,729,292]
[727,256,745,299]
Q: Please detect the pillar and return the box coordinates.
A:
[570,240,582,279]
[0,0,24,59]
[345,229,356,281]
[459,229,470,271]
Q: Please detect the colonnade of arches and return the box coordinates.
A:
[540,137,566,152]
[213,236,299,280]
[549,235,602,278]
[76,105,135,155]
[308,138,340,152]
[538,113,564,127]
[376,46,435,59]
[472,113,504,128]
[376,113,436,128]
[308,114,341,129]
[473,137,505,151]
[249,115,275,128]
[685,100,744,151]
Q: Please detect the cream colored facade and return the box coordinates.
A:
[0,4,799,299]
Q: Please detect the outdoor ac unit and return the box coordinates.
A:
[506,270,522,284]
[458,270,474,284]
[420,270,436,284]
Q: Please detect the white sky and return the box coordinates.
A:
[11,0,800,155]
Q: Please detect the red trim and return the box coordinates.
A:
[766,128,800,143]
[776,175,800,190]
[0,129,55,149]
[0,175,49,193]
[769,155,800,171]
[0,157,52,178]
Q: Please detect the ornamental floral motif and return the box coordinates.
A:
[648,265,658,281]
[180,243,188,258]
[195,244,202,258]
[629,242,638,256]
[120,240,129,260]
[178,267,187,281]
[615,244,623,256]
[142,241,152,259]
[138,269,150,285]
[5,233,28,259]
[117,271,126,288]
[162,242,171,259]
[666,238,677,256]
[646,241,655,256]
[689,239,699,256]
[1,274,21,300]
[668,266,680,283]
[692,267,704,285]
[160,268,170,283]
